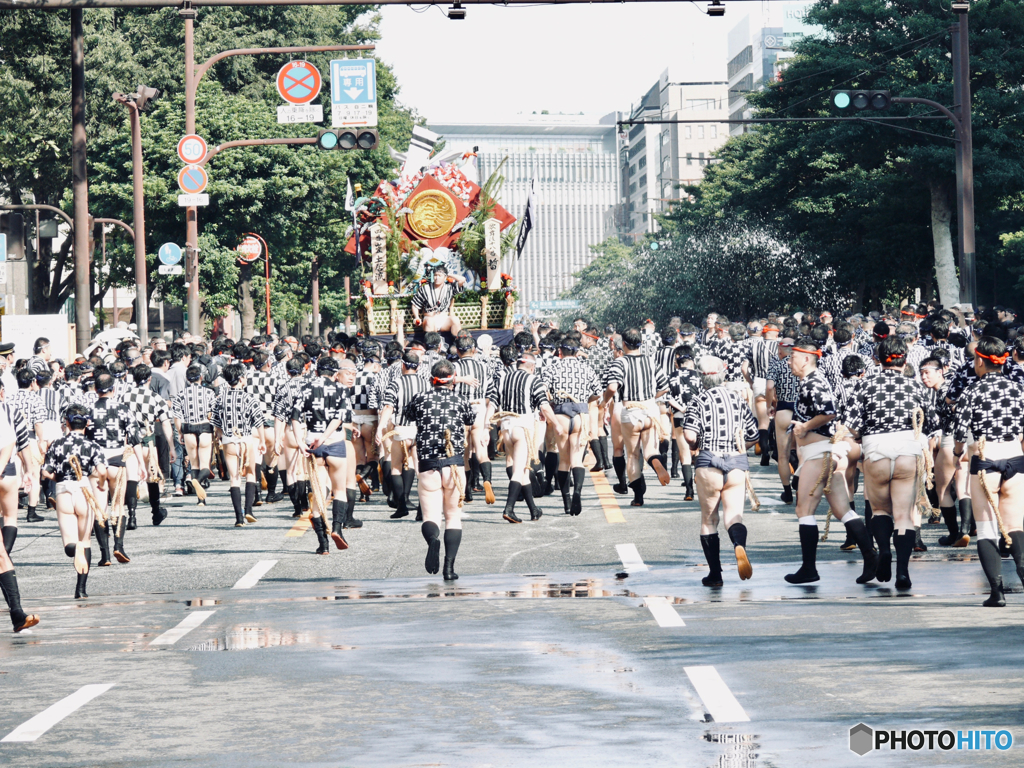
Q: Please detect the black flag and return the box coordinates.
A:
[515,178,536,260]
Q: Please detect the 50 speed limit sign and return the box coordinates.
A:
[177,134,208,165]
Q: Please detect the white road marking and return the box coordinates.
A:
[1,684,116,742]
[615,543,649,572]
[232,559,278,590]
[643,596,685,627]
[150,611,215,646]
[684,665,750,723]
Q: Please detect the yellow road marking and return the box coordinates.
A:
[591,471,626,524]
[285,517,311,537]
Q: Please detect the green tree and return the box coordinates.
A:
[0,6,416,333]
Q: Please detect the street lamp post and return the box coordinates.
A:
[113,86,160,341]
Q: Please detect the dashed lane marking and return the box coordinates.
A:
[150,611,215,646]
[591,471,626,523]
[232,560,278,590]
[643,596,685,627]
[684,665,750,723]
[286,516,311,537]
[615,543,649,572]
[1,684,116,742]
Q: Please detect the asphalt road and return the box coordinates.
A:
[2,456,1022,766]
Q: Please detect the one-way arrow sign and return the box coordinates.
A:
[343,87,363,100]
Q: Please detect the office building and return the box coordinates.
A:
[429,115,620,309]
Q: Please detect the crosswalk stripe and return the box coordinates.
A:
[615,543,649,572]
[643,596,685,626]
[150,611,215,646]
[1,684,116,742]
[232,560,277,590]
[684,665,750,722]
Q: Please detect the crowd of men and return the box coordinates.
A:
[2,293,1023,634]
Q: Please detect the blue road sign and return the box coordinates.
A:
[159,242,182,266]
[330,59,377,127]
[0,234,6,263]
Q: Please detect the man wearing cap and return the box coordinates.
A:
[0,342,17,394]
[410,264,468,335]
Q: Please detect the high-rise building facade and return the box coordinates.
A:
[619,70,728,239]
[429,115,620,309]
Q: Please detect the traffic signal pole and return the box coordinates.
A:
[113,93,150,340]
[953,11,976,309]
[180,5,372,336]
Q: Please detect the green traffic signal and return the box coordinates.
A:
[830,90,890,112]
[316,128,379,151]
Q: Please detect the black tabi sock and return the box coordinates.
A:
[125,481,138,513]
[600,436,612,468]
[381,461,393,495]
[727,523,748,548]
[658,439,670,458]
[758,429,769,455]
[480,461,492,484]
[790,475,799,493]
[266,466,279,494]
[64,542,76,557]
[2,526,16,555]
[629,477,646,503]
[926,484,939,510]
[346,488,358,518]
[504,481,522,515]
[670,440,679,472]
[332,499,346,529]
[443,528,462,561]
[230,486,243,517]
[646,455,667,474]
[244,482,256,513]
[894,530,914,578]
[870,514,894,556]
[1009,531,1024,586]
[505,465,514,480]
[401,469,416,504]
[92,520,109,557]
[521,482,540,516]
[681,465,694,488]
[0,570,26,621]
[557,470,571,511]
[958,498,974,536]
[147,483,161,512]
[589,439,603,466]
[391,473,407,511]
[469,454,481,482]
[571,467,586,500]
[863,498,873,525]
[366,460,379,489]
[612,455,626,485]
[978,538,1004,591]
[940,506,958,538]
[254,463,264,495]
[798,524,818,571]
[700,533,722,575]
[544,452,559,486]
[421,520,440,544]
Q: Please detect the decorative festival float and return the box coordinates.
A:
[345,127,520,335]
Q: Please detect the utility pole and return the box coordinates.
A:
[114,87,160,341]
[951,8,976,308]
[71,9,91,353]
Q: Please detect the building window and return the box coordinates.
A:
[684,126,692,139]
[728,45,753,79]
[629,201,635,212]
[642,192,648,205]
[638,156,646,170]
[687,98,716,111]
[639,174,647,187]
[710,125,718,139]
[629,182,637,194]
[629,163,636,177]
[686,153,693,166]
[729,74,755,106]
[628,136,646,160]
[698,126,705,139]
[699,152,705,166]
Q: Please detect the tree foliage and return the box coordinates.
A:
[659,0,1024,311]
[0,6,417,330]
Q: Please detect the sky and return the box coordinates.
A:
[374,3,733,123]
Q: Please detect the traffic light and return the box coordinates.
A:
[830,90,891,111]
[316,128,379,151]
[0,213,25,260]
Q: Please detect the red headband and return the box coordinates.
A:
[976,351,1009,366]
[884,354,906,365]
[432,375,455,386]
[792,347,822,358]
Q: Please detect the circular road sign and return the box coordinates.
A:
[236,236,263,263]
[177,165,209,195]
[158,242,183,266]
[177,134,208,165]
[276,60,322,105]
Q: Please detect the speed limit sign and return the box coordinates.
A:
[177,134,208,165]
